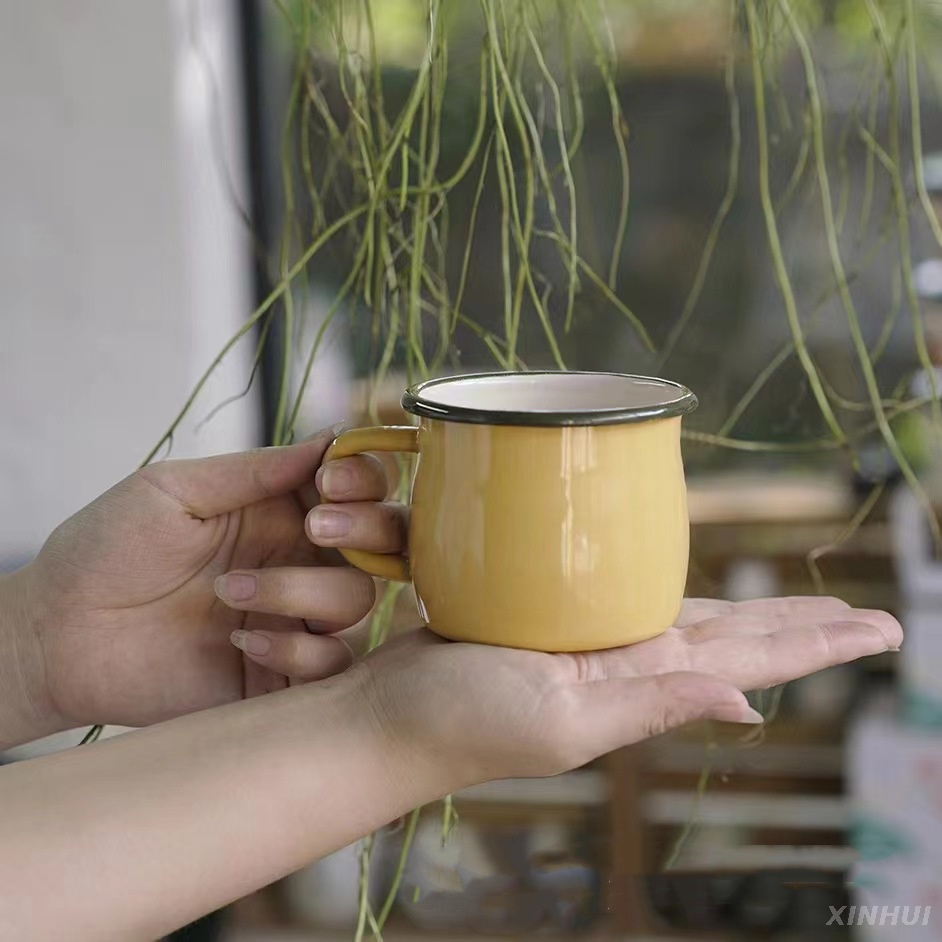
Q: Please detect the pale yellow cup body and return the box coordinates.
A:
[323,372,695,653]
[408,416,688,651]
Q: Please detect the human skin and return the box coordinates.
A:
[0,436,902,940]
[0,427,403,749]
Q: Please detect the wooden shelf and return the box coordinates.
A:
[669,844,857,873]
[455,770,609,807]
[642,740,843,779]
[687,472,856,527]
[642,791,847,831]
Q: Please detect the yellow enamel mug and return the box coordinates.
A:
[324,371,698,652]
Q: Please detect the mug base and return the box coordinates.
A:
[421,620,671,653]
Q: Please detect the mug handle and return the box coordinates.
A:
[321,426,419,582]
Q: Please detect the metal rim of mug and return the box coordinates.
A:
[401,370,699,428]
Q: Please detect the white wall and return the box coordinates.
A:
[0,0,260,567]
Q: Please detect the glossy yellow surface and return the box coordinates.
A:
[327,415,690,652]
[409,417,688,651]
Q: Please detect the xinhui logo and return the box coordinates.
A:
[827,906,932,927]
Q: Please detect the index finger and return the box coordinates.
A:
[584,608,900,691]
[685,613,900,690]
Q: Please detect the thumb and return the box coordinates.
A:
[137,424,343,519]
[576,671,763,756]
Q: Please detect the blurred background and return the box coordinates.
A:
[4,0,942,939]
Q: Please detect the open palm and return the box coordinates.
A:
[347,596,900,784]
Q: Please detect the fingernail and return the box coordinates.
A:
[711,703,765,725]
[230,629,271,657]
[215,573,257,602]
[826,619,899,650]
[309,505,352,539]
[314,421,345,440]
[305,619,338,634]
[320,464,353,495]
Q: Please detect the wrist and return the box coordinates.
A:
[337,661,465,804]
[0,565,65,750]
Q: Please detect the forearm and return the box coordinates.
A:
[0,568,65,750]
[0,668,445,942]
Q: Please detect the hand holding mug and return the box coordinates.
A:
[2,427,399,745]
[215,370,901,787]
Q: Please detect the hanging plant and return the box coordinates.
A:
[82,0,942,934]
